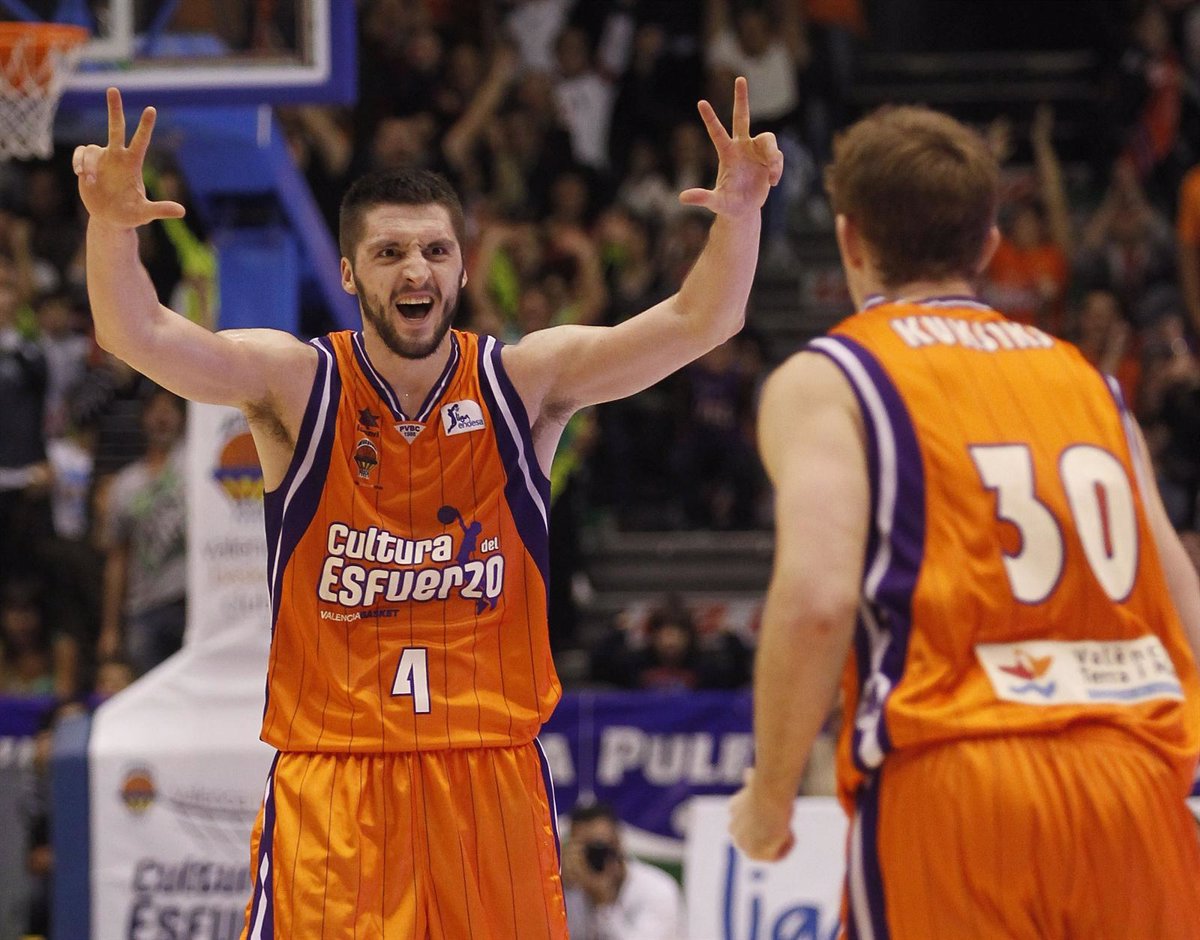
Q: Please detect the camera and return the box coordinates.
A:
[583,841,619,873]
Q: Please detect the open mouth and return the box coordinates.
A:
[396,299,434,320]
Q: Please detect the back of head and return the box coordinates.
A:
[339,168,466,261]
[825,106,999,288]
[569,800,620,830]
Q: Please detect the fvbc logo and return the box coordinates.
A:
[441,400,486,436]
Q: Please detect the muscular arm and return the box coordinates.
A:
[730,352,869,860]
[86,219,313,410]
[504,78,782,432]
[76,89,318,484]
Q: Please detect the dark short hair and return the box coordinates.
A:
[825,105,999,287]
[570,801,620,828]
[339,168,466,261]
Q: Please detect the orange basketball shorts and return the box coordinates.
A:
[239,740,567,940]
[844,726,1200,940]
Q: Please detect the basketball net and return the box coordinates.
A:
[0,24,89,161]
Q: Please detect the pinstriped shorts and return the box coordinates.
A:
[240,742,566,940]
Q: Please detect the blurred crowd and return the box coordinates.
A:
[1,0,1200,709]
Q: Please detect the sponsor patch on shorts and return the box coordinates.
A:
[976,636,1183,705]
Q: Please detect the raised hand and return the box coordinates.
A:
[73,87,186,228]
[679,77,784,220]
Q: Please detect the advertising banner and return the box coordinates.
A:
[89,402,274,939]
[184,403,270,648]
[540,691,754,859]
[685,796,847,940]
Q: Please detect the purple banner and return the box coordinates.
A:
[540,691,754,848]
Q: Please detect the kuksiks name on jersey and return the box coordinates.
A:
[317,521,504,609]
[891,316,1055,352]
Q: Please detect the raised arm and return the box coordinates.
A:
[74,89,316,418]
[503,77,782,429]
[1030,104,1073,257]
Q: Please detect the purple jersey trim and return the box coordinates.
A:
[351,331,461,422]
[244,752,280,940]
[807,336,926,773]
[848,774,890,940]
[264,337,341,635]
[477,337,551,591]
[534,738,562,864]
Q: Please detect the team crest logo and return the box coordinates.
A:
[121,766,157,814]
[395,422,424,444]
[441,400,486,436]
[211,416,263,506]
[998,650,1056,698]
[353,438,379,479]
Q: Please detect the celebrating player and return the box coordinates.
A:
[730,105,1200,937]
[74,78,780,938]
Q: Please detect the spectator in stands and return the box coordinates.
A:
[562,801,685,940]
[1077,161,1178,322]
[1115,0,1188,205]
[24,165,83,282]
[99,388,188,677]
[671,337,765,529]
[1178,161,1200,335]
[0,580,55,697]
[34,289,89,440]
[609,21,702,175]
[0,258,51,583]
[980,106,1073,335]
[69,349,155,491]
[1142,315,1200,528]
[94,655,135,701]
[1073,287,1143,410]
[704,0,808,265]
[553,25,618,173]
[593,596,751,690]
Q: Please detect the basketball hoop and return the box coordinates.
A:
[0,23,89,161]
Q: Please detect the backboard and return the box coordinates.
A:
[1,0,355,107]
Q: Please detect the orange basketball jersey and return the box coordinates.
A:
[806,297,1200,807]
[259,329,560,753]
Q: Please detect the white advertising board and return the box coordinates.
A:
[685,796,847,940]
[90,403,274,938]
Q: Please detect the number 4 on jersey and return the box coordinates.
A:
[391,647,431,713]
[970,443,1138,604]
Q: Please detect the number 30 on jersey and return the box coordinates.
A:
[970,443,1138,604]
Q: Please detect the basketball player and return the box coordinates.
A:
[729,106,1200,938]
[74,79,781,938]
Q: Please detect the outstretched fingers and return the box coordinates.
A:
[128,106,158,161]
[678,186,716,211]
[731,76,750,139]
[147,198,187,221]
[695,99,732,151]
[106,87,126,149]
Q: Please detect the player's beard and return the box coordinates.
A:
[354,270,461,361]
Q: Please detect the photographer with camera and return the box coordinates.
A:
[562,802,684,940]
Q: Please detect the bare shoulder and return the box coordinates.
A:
[758,350,864,477]
[497,325,594,420]
[220,327,319,435]
[761,349,860,414]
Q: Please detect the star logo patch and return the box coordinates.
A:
[358,408,379,429]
